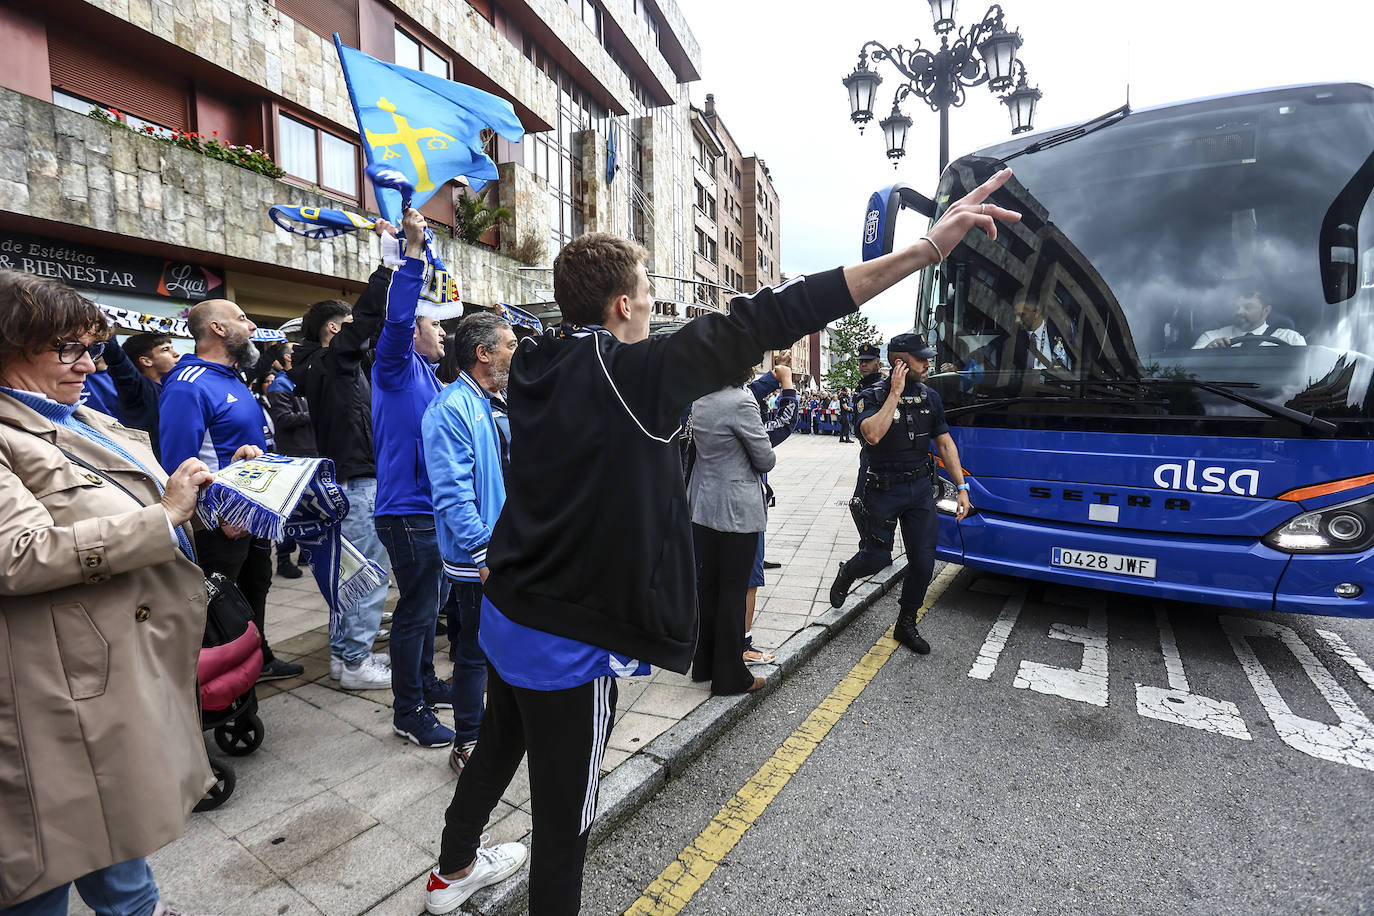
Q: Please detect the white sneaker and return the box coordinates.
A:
[330,652,391,681]
[424,837,528,914]
[340,655,392,690]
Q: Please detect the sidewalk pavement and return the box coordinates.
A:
[75,432,911,916]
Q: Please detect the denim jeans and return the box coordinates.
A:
[333,477,391,666]
[447,579,488,744]
[375,514,444,714]
[0,857,157,916]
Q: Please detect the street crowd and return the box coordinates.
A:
[0,170,1019,915]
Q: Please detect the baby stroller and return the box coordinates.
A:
[194,573,267,812]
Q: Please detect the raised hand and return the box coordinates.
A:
[923,168,1022,264]
[402,208,428,260]
[888,360,909,399]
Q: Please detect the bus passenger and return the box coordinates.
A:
[1193,290,1306,349]
[1013,298,1070,370]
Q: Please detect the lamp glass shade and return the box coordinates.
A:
[977,28,1022,91]
[880,107,913,162]
[843,64,882,127]
[928,0,957,33]
[1004,81,1042,134]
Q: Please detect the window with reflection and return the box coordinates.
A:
[920,84,1374,436]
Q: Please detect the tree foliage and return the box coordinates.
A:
[824,311,883,389]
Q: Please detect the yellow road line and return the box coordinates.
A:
[624,564,960,916]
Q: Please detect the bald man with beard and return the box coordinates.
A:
[159,298,304,681]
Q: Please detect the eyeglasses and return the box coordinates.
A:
[55,340,106,364]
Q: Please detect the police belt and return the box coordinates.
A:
[866,461,934,486]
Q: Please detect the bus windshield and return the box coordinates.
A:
[921,83,1374,437]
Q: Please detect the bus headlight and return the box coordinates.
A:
[1262,494,1374,553]
[934,476,974,516]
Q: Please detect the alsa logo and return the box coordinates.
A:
[1153,460,1259,496]
[864,209,881,245]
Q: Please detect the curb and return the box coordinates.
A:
[466,558,917,916]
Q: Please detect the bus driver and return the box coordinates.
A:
[1193,290,1306,349]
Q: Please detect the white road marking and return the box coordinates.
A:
[1221,616,1374,771]
[967,592,1025,681]
[1014,599,1109,707]
[1136,606,1250,740]
[1315,628,1374,694]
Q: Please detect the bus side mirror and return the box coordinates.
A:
[1321,148,1373,304]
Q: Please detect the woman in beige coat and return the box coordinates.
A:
[0,271,255,915]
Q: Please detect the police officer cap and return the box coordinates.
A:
[887,331,936,359]
[856,342,882,360]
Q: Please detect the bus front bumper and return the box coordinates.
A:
[938,513,1374,618]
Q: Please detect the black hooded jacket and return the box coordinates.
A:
[288,265,390,481]
[483,268,857,673]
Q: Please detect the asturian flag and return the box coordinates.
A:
[333,35,525,225]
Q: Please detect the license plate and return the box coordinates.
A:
[1051,547,1157,579]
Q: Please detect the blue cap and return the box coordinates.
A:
[887,332,936,359]
[856,342,882,360]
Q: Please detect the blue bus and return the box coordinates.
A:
[865,83,1374,617]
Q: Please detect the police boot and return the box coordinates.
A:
[829,562,857,608]
[893,612,931,655]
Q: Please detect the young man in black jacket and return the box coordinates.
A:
[423,170,1020,914]
[289,263,395,690]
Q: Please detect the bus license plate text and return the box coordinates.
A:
[1051,548,1157,579]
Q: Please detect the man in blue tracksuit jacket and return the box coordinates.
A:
[421,310,517,776]
[372,209,452,749]
[159,298,300,680]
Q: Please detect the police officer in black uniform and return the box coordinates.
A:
[850,342,884,497]
[829,332,972,654]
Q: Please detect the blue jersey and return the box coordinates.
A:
[158,355,268,472]
[80,370,123,423]
[480,596,650,691]
[372,257,445,517]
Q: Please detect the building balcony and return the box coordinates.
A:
[0,87,540,314]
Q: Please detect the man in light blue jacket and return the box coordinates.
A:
[422,310,517,776]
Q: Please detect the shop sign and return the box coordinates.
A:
[0,230,223,301]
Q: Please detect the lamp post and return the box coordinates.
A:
[842,1,1040,173]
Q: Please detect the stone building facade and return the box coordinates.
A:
[0,0,702,327]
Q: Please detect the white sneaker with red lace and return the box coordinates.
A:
[424,837,528,914]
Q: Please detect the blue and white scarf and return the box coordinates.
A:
[196,454,386,635]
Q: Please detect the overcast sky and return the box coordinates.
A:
[675,0,1373,342]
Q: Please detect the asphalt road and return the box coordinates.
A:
[575,568,1374,915]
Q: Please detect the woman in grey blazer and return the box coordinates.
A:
[687,373,775,695]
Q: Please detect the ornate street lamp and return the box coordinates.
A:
[843,2,1039,172]
[880,102,913,162]
[842,55,883,133]
[1003,71,1042,134]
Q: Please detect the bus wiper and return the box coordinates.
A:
[945,395,1072,418]
[1139,378,1338,436]
[998,104,1131,164]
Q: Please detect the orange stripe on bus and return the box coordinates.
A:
[1277,472,1374,502]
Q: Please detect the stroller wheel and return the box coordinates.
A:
[214,714,265,757]
[194,760,236,812]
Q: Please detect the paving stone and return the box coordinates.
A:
[145,816,277,912]
[285,824,432,916]
[627,682,709,719]
[233,882,327,916]
[200,752,331,837]
[239,791,379,877]
[607,710,676,754]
